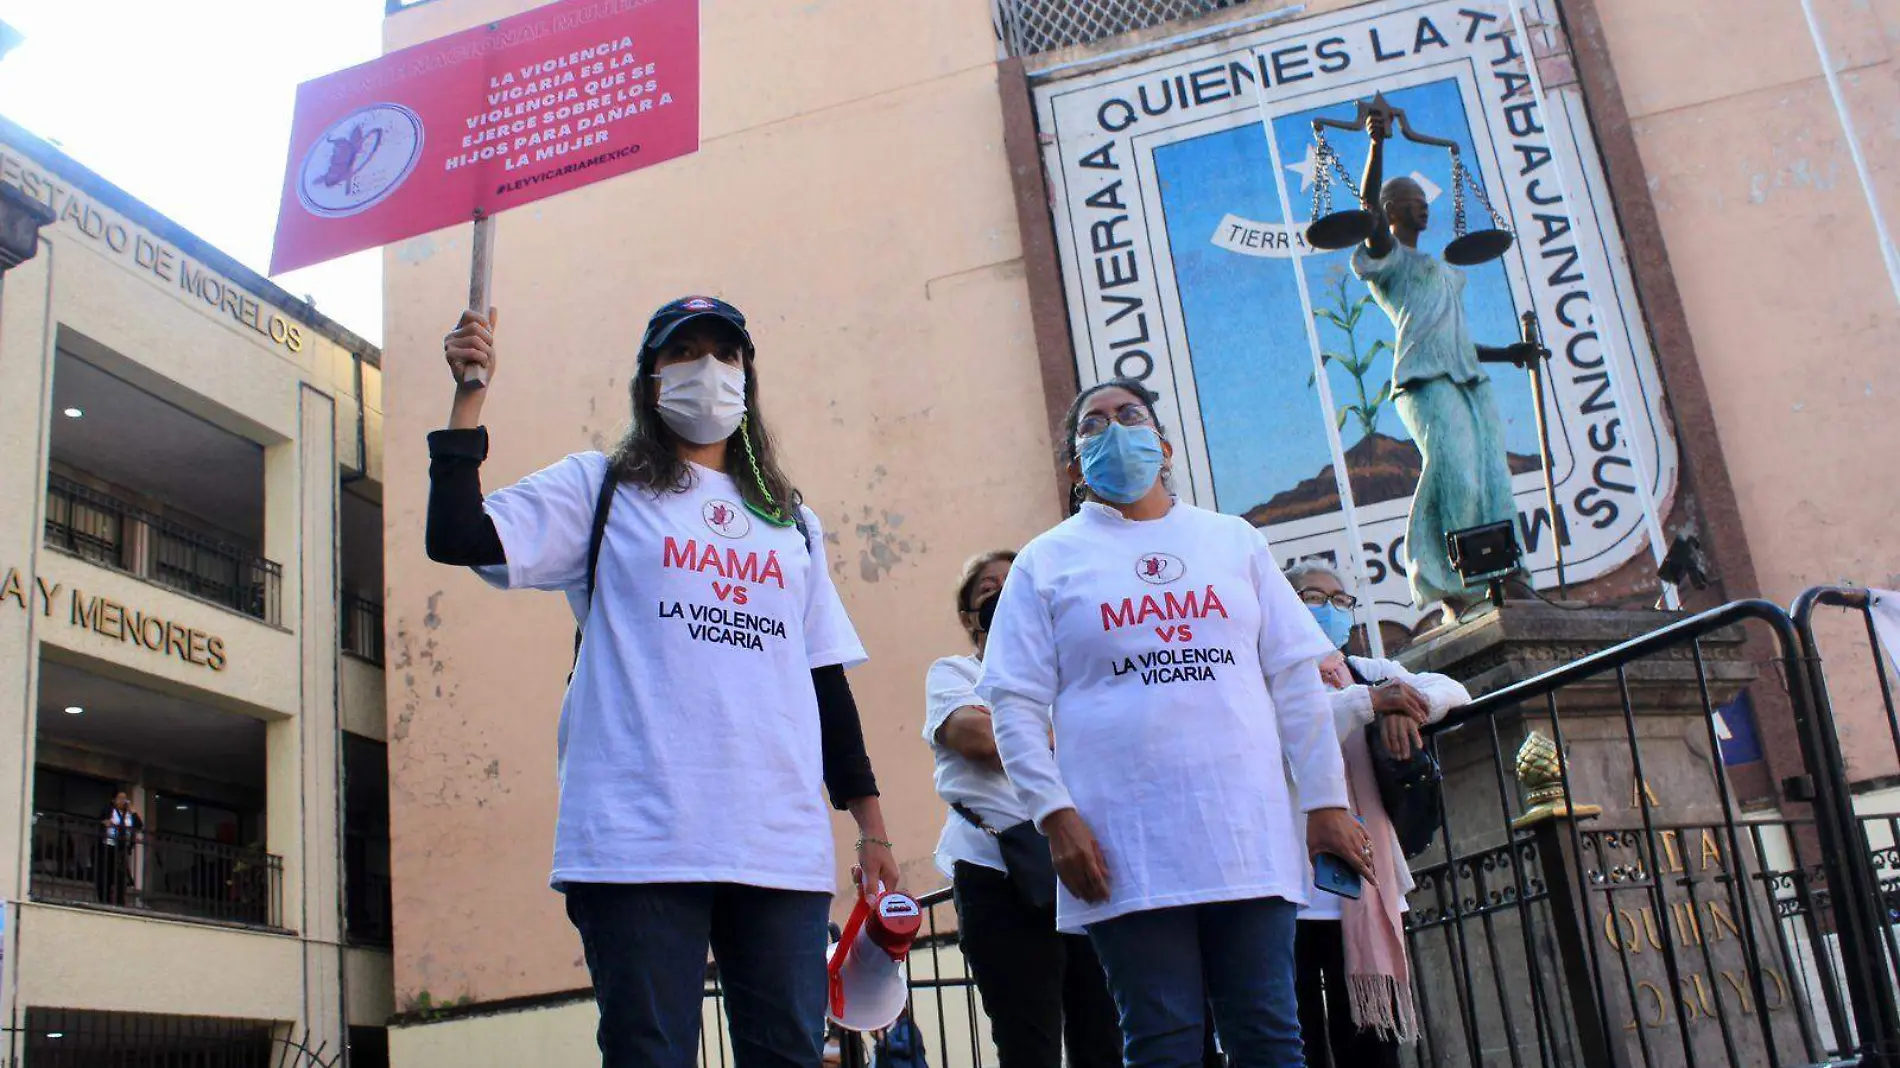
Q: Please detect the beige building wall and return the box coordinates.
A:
[0,117,393,1060]
[342,654,389,742]
[381,0,1058,1010]
[15,904,306,1021]
[1587,0,1900,775]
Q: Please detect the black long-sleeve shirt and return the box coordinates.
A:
[425,428,877,809]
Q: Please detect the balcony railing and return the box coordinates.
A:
[44,474,282,625]
[29,811,284,929]
[341,590,384,665]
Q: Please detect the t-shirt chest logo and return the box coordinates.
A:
[1135,552,1186,585]
[703,499,751,540]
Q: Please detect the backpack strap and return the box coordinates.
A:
[794,509,813,554]
[570,466,619,673]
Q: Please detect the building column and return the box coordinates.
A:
[0,192,55,1066]
[263,387,345,1058]
[298,386,345,1059]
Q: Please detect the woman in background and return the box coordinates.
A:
[1283,560,1469,1068]
[924,550,1122,1068]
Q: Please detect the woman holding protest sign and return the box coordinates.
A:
[977,379,1373,1068]
[424,298,898,1068]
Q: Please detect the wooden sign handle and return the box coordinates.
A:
[460,213,495,389]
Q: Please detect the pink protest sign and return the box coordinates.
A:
[270,0,697,275]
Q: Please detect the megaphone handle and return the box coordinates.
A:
[832,896,872,967]
[828,893,874,1020]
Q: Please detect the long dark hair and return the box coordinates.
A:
[1058,378,1167,513]
[606,345,800,522]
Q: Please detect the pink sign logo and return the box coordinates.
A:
[296,104,425,219]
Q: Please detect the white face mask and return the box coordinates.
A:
[653,354,746,445]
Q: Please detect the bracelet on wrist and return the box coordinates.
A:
[856,835,894,851]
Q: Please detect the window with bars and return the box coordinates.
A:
[992,0,1255,57]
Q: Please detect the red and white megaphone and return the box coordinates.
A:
[826,890,922,1032]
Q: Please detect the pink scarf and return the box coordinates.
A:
[1339,729,1419,1043]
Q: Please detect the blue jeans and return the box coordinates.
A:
[565,882,831,1068]
[1087,897,1302,1068]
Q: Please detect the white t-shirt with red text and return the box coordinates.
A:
[978,501,1345,932]
[477,452,865,893]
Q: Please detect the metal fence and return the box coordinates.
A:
[29,811,284,930]
[340,590,385,665]
[992,0,1253,57]
[1392,597,1900,1068]
[3,1009,339,1068]
[44,474,283,626]
[1793,586,1900,1061]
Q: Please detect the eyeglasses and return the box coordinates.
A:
[1298,588,1359,611]
[1076,403,1155,438]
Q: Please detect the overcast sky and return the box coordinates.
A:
[0,1,387,343]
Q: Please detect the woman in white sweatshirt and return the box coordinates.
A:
[978,379,1375,1068]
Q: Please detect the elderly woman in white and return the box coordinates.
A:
[1283,559,1471,1068]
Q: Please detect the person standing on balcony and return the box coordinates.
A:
[95,790,141,906]
[1281,560,1468,1068]
[924,550,1122,1068]
[426,298,899,1068]
[978,380,1374,1068]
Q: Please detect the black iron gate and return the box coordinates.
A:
[1397,593,1900,1068]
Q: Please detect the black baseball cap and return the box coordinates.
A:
[640,295,752,353]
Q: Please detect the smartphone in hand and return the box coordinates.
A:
[1314,852,1364,900]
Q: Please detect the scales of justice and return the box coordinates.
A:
[1303,92,1513,265]
[1291,93,1573,622]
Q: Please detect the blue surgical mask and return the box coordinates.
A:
[1078,423,1164,504]
[1309,603,1355,649]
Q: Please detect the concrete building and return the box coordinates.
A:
[374,0,1898,1064]
[0,116,393,1065]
